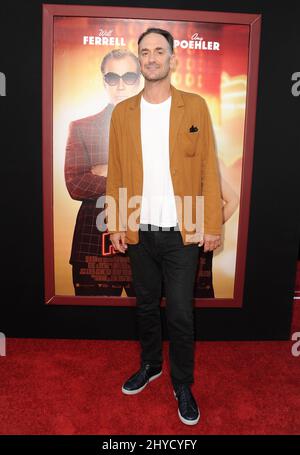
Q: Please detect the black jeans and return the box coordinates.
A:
[127,224,200,387]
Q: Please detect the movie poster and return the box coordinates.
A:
[49,12,252,306]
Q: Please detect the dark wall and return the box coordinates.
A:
[0,0,299,340]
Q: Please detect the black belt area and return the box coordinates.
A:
[139,223,180,232]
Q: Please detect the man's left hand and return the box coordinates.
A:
[198,234,221,252]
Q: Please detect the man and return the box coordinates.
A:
[106,28,223,425]
[65,49,141,296]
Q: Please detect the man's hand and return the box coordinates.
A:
[110,232,128,253]
[91,164,108,177]
[198,234,221,252]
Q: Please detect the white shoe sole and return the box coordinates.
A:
[121,370,162,395]
[173,390,200,425]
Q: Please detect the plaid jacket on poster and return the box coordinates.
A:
[64,103,114,263]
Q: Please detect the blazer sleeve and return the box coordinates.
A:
[64,121,106,201]
[105,113,126,234]
[201,99,223,236]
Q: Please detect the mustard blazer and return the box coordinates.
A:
[105,84,223,245]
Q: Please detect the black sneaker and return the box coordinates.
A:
[122,364,162,395]
[173,384,200,425]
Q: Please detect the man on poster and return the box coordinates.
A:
[65,49,141,296]
[106,28,223,425]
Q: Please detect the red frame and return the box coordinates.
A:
[42,4,261,307]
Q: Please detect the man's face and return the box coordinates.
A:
[103,56,141,105]
[138,32,175,82]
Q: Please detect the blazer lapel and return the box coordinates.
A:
[128,90,143,165]
[169,84,185,162]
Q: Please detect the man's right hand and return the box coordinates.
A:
[110,232,128,253]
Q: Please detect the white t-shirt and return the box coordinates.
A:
[140,95,178,227]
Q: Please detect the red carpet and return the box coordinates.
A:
[0,334,299,435]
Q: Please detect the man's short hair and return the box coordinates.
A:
[100,49,140,74]
[137,27,174,54]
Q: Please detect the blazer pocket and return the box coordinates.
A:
[178,132,199,157]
